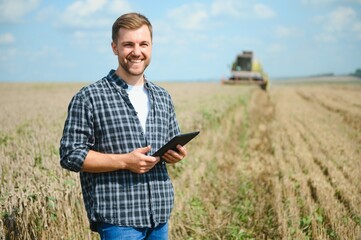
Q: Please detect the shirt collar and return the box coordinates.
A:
[107,69,128,90]
[107,69,151,90]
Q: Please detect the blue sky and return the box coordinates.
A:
[0,0,360,82]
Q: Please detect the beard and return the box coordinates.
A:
[119,58,150,77]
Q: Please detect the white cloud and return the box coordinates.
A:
[211,0,245,18]
[67,0,107,17]
[275,26,303,38]
[0,0,40,22]
[60,0,132,29]
[253,4,276,19]
[61,0,107,28]
[211,0,276,20]
[56,0,132,54]
[167,3,209,30]
[314,6,360,42]
[0,33,15,44]
[166,0,275,33]
[301,0,336,6]
[326,7,356,32]
[107,0,132,15]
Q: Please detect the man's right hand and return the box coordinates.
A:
[81,146,159,173]
[125,146,160,174]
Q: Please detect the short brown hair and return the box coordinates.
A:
[112,12,153,43]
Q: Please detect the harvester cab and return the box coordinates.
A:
[232,51,252,72]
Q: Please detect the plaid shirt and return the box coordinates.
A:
[60,70,180,231]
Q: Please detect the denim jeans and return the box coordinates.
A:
[97,222,168,240]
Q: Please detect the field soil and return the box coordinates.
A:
[0,79,360,239]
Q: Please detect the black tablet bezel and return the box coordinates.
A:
[152,131,200,157]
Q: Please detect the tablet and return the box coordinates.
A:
[152,131,200,157]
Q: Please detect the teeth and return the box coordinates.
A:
[129,59,142,63]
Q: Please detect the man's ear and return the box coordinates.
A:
[111,42,118,55]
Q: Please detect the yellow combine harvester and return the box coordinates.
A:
[222,51,269,90]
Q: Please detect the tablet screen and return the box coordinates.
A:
[152,131,200,157]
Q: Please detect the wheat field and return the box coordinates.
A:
[0,79,360,239]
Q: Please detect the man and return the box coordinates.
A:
[59,12,187,240]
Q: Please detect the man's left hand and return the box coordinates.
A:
[162,145,187,164]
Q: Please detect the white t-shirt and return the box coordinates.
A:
[126,84,150,133]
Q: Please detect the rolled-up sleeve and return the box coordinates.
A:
[60,92,94,172]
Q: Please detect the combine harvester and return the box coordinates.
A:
[222,51,269,90]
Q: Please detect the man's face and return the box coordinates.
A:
[112,25,152,78]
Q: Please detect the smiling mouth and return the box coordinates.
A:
[129,59,142,63]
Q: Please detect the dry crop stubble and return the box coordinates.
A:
[0,83,95,239]
[160,83,256,238]
[1,82,256,239]
[1,81,361,239]
[269,84,361,239]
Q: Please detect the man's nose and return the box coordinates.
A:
[132,45,141,56]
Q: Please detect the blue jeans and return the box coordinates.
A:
[97,222,168,240]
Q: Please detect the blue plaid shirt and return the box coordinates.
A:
[60,70,180,231]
